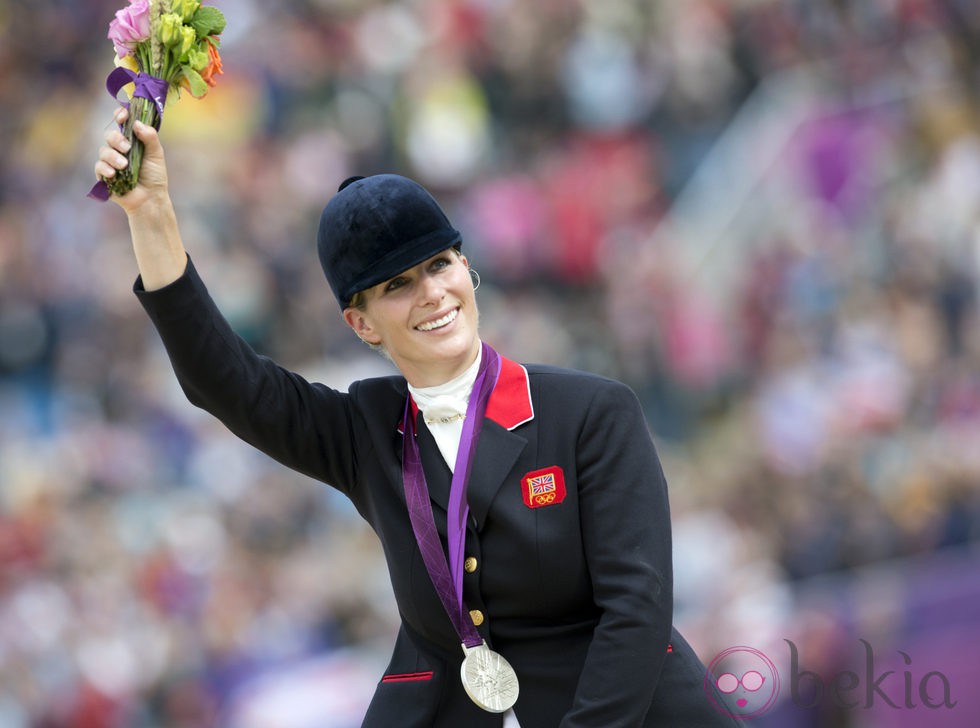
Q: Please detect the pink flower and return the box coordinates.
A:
[108,0,151,58]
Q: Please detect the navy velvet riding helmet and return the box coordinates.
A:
[316,174,462,308]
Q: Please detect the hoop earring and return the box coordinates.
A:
[469,268,481,291]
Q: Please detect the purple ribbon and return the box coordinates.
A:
[401,343,501,648]
[88,67,169,201]
[106,66,169,121]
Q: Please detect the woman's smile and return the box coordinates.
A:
[416,307,460,332]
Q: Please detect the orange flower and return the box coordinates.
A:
[201,40,223,88]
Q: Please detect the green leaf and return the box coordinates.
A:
[189,5,226,37]
[182,67,208,97]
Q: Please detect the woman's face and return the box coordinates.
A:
[343,249,480,387]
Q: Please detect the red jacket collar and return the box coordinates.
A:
[486,355,534,430]
[401,355,534,432]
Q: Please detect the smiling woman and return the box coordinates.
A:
[94,107,735,727]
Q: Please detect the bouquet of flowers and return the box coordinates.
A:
[90,0,226,200]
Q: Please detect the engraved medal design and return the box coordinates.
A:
[460,642,520,713]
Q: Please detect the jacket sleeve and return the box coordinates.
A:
[560,379,673,727]
[134,257,360,493]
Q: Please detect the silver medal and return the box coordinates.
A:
[460,642,520,713]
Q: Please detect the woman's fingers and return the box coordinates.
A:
[94,148,122,179]
[95,140,129,176]
[94,108,142,181]
[94,158,116,180]
[103,124,132,154]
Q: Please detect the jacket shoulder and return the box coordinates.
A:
[348,374,408,414]
[351,373,407,397]
[524,363,633,394]
[522,363,641,415]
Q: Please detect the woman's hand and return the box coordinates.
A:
[94,107,170,215]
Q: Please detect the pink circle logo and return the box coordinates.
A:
[705,646,780,720]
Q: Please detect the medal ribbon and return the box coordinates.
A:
[401,342,501,649]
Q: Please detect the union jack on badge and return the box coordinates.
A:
[521,466,566,509]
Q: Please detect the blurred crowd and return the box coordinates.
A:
[2,0,980,725]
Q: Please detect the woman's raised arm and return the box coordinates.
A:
[94,107,188,290]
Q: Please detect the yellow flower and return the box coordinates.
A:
[113,53,139,72]
[160,13,183,47]
[112,53,139,98]
[173,0,201,22]
[179,26,197,59]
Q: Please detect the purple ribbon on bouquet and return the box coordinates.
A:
[401,343,501,649]
[106,66,169,122]
[88,68,169,201]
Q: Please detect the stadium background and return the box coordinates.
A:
[1,1,979,725]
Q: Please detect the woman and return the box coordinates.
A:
[94,110,735,727]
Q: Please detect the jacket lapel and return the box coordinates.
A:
[466,420,527,530]
[485,356,534,430]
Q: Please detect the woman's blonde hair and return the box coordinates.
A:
[348,289,368,311]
